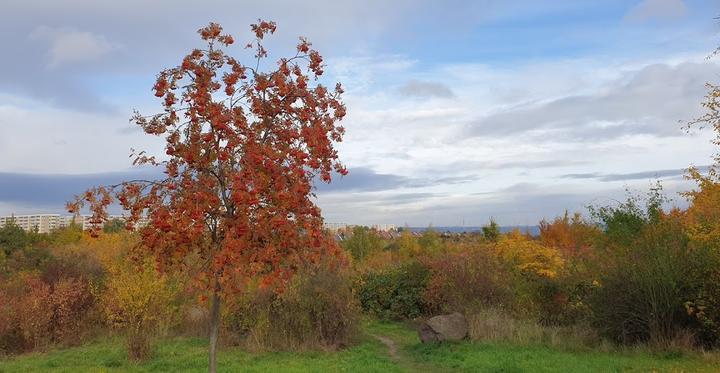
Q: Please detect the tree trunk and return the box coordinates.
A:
[208,289,221,373]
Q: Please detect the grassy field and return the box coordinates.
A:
[1,321,719,372]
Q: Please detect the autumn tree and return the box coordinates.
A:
[539,211,600,259]
[68,21,347,372]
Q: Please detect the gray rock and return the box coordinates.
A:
[418,312,468,343]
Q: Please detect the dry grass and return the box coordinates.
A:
[467,307,720,366]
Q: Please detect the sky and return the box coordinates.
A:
[1,0,719,226]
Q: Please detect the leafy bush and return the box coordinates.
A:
[0,271,97,353]
[357,261,430,320]
[587,190,702,345]
[341,226,384,262]
[100,257,180,360]
[226,260,359,350]
[682,168,720,347]
[422,243,509,314]
[539,211,600,260]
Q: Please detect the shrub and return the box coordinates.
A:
[50,277,95,345]
[15,275,54,350]
[357,261,430,320]
[397,230,421,259]
[341,226,384,262]
[539,211,600,260]
[226,260,359,351]
[418,228,443,254]
[588,194,699,345]
[422,243,509,314]
[100,257,180,360]
[682,168,720,347]
[492,231,569,320]
[0,269,98,354]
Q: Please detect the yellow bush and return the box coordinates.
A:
[495,230,564,279]
[100,257,179,360]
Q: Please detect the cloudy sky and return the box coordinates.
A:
[1,0,719,226]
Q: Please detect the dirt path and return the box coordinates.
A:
[369,332,448,372]
[370,333,400,362]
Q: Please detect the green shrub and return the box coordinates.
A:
[357,261,430,320]
[588,190,701,345]
[341,226,384,262]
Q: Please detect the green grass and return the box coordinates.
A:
[2,321,719,372]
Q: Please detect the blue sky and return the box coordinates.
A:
[1,0,719,226]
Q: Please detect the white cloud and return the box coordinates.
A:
[464,62,719,140]
[30,26,119,68]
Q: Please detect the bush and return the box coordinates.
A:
[341,226,384,262]
[100,257,180,360]
[588,194,699,345]
[0,271,97,353]
[422,243,509,314]
[226,260,359,350]
[15,275,54,350]
[682,168,720,347]
[357,261,430,320]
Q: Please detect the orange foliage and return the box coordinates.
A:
[66,21,347,369]
[539,211,600,259]
[683,167,720,247]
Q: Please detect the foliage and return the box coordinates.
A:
[588,183,667,246]
[682,167,720,347]
[225,258,358,351]
[683,167,720,247]
[357,262,430,320]
[0,222,41,258]
[539,211,600,260]
[587,195,703,345]
[0,271,97,353]
[482,218,501,242]
[341,226,384,262]
[495,230,564,280]
[103,218,126,234]
[100,257,180,360]
[422,242,509,314]
[417,227,443,254]
[66,20,348,370]
[396,230,421,259]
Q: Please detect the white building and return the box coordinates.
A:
[322,222,397,233]
[0,213,150,233]
[0,214,64,234]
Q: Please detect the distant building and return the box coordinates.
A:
[369,224,396,232]
[0,214,64,233]
[0,213,150,233]
[323,222,349,232]
[322,222,397,233]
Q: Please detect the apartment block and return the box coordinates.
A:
[0,214,150,233]
[0,214,64,234]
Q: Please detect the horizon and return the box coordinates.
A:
[1,0,719,226]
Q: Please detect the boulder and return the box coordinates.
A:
[418,312,468,343]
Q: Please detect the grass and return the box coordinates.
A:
[1,320,719,372]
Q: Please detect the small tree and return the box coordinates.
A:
[69,21,347,372]
[482,218,500,242]
[342,226,383,262]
